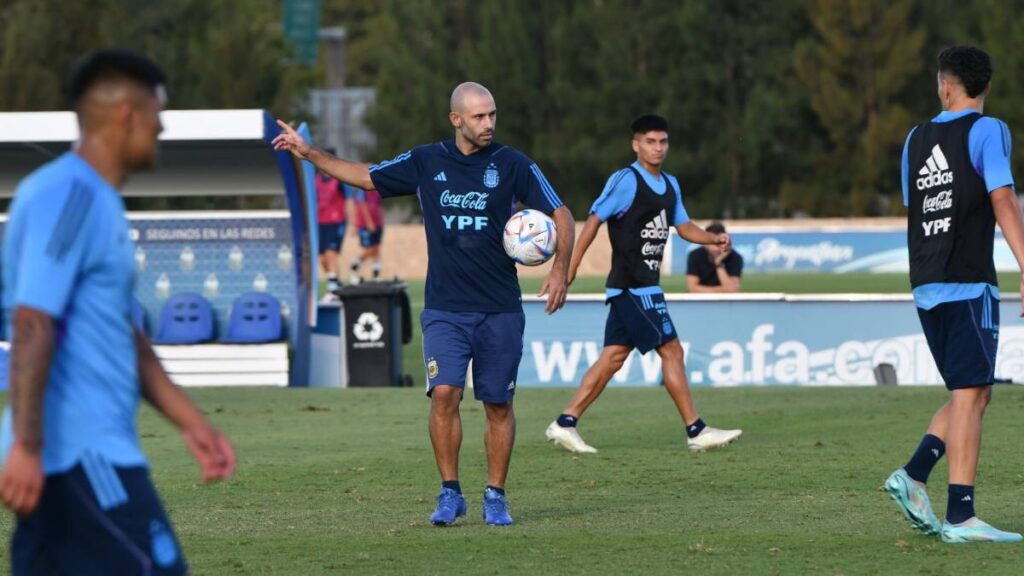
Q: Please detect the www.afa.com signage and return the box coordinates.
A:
[670,227,1019,273]
[520,295,1024,387]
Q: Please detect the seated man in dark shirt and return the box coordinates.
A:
[686,221,742,292]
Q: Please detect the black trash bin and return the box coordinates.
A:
[336,282,411,387]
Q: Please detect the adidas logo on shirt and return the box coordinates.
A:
[641,209,669,240]
[916,144,954,190]
[434,171,447,182]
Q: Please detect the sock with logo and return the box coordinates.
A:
[350,260,362,272]
[903,434,945,484]
[486,485,505,496]
[686,418,706,439]
[372,262,382,278]
[947,484,975,524]
[442,480,461,494]
[556,414,578,428]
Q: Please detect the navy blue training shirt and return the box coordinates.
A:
[369,140,563,312]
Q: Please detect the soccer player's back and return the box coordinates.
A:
[885,45,1023,544]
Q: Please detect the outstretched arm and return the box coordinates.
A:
[272,120,375,191]
[0,307,54,517]
[538,205,576,314]
[676,221,729,249]
[136,330,236,482]
[992,186,1024,316]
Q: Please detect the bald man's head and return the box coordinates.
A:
[449,82,497,152]
[450,82,493,113]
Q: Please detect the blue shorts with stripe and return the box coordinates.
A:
[318,223,346,253]
[421,309,524,404]
[12,464,187,576]
[604,291,677,354]
[358,227,383,248]
[917,288,998,390]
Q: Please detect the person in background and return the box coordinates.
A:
[349,187,385,284]
[686,221,742,293]
[316,147,354,301]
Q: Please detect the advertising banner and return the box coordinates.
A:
[521,295,1024,388]
[671,228,1018,274]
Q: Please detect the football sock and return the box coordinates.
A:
[442,480,461,494]
[556,414,578,428]
[372,262,382,278]
[903,433,945,484]
[686,418,706,438]
[486,485,505,496]
[326,274,340,290]
[947,484,975,524]
[350,260,361,272]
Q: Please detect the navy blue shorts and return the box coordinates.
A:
[917,290,998,390]
[12,464,187,576]
[318,223,346,253]
[358,227,383,248]
[421,309,525,404]
[604,291,677,354]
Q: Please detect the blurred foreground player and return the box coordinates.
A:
[885,45,1024,543]
[0,50,236,575]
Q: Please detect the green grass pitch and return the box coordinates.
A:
[3,272,1023,574]
[3,386,1020,574]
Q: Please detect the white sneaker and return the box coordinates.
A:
[349,273,362,285]
[687,426,742,452]
[319,292,339,304]
[545,421,597,453]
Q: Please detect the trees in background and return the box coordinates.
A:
[2,0,1021,217]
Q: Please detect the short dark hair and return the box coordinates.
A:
[705,221,726,234]
[69,49,167,104]
[631,114,669,136]
[938,45,992,98]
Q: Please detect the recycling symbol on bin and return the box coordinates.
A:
[354,312,384,342]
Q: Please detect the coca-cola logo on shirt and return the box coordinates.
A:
[439,190,490,211]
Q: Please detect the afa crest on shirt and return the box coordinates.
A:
[484,163,499,188]
[427,358,439,379]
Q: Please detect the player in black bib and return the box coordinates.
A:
[545,115,742,453]
[884,46,1024,543]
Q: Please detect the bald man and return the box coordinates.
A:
[1,50,235,574]
[275,82,575,526]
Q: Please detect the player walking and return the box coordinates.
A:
[885,45,1024,543]
[545,115,742,454]
[274,82,575,526]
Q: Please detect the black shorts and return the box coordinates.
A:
[318,223,346,253]
[917,289,998,390]
[604,291,677,354]
[12,464,187,576]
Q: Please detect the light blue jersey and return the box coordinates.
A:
[901,110,1014,309]
[590,162,689,297]
[2,153,145,479]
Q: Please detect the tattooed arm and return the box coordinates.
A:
[0,307,55,516]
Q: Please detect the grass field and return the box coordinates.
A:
[2,386,1021,575]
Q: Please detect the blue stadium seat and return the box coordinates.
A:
[220,292,283,344]
[154,292,215,345]
[131,297,147,333]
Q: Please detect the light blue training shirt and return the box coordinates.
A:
[590,161,689,297]
[901,110,1014,309]
[2,152,144,507]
